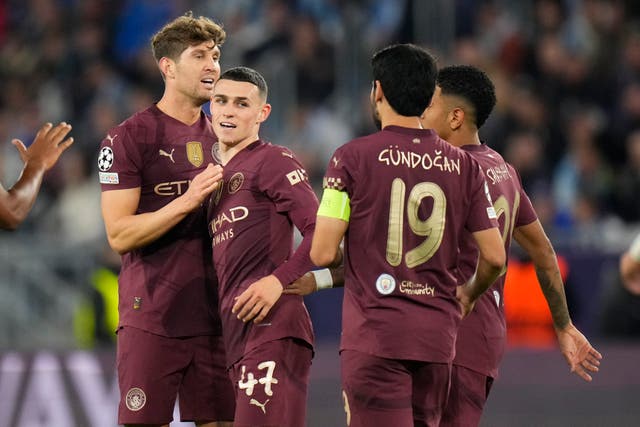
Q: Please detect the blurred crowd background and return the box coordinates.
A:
[1,0,640,351]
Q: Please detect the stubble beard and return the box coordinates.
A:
[371,103,382,130]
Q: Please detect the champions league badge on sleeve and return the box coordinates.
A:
[376,273,396,295]
[98,146,119,184]
[98,146,114,171]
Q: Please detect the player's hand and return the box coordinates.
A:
[282,272,317,296]
[181,163,223,211]
[232,275,283,324]
[13,122,74,170]
[456,284,476,318]
[555,323,602,382]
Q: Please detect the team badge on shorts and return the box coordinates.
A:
[186,141,204,167]
[228,172,244,194]
[98,147,114,171]
[376,273,396,295]
[125,387,146,411]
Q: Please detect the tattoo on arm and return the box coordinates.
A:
[535,267,570,329]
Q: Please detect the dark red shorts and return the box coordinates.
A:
[230,338,312,427]
[341,349,451,427]
[116,326,235,425]
[440,364,494,427]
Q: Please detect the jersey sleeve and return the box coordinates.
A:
[98,124,143,191]
[465,156,500,233]
[259,146,319,286]
[322,145,355,194]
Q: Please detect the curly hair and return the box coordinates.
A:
[151,11,226,62]
[437,65,496,129]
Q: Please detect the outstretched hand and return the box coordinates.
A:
[556,323,602,382]
[232,275,283,324]
[13,122,74,170]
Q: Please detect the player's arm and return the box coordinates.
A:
[233,153,320,323]
[620,233,640,295]
[513,219,602,381]
[283,265,345,296]
[0,122,73,230]
[310,188,349,267]
[101,163,223,254]
[457,227,505,316]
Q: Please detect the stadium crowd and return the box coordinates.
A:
[2,0,640,348]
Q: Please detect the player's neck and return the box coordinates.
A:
[379,102,423,130]
[450,130,481,148]
[380,115,423,130]
[156,94,203,126]
[218,135,259,165]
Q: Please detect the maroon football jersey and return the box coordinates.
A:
[324,126,498,363]
[207,140,317,366]
[454,143,537,378]
[98,105,222,337]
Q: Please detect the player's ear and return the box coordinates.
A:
[159,57,175,80]
[257,103,272,124]
[372,80,383,103]
[449,107,464,131]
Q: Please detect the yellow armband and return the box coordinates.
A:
[317,188,351,222]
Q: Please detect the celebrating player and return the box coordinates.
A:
[98,13,234,427]
[207,66,318,427]
[420,65,602,427]
[310,44,506,427]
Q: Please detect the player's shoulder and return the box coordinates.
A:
[243,141,303,176]
[102,106,158,146]
[257,141,300,162]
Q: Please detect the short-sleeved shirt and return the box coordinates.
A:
[323,126,498,363]
[207,140,317,367]
[98,105,221,337]
[453,143,537,378]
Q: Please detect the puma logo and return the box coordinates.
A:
[159,148,175,163]
[250,398,270,414]
[106,134,117,146]
[281,151,293,158]
[332,157,339,167]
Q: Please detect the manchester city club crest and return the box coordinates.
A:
[186,141,204,167]
[228,172,244,194]
[125,387,146,411]
[376,273,396,295]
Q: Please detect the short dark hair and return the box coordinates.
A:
[437,65,496,129]
[371,43,438,117]
[219,66,268,100]
[151,12,225,62]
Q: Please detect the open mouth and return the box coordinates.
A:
[201,78,215,88]
[219,122,236,129]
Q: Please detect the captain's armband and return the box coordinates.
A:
[317,188,351,222]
